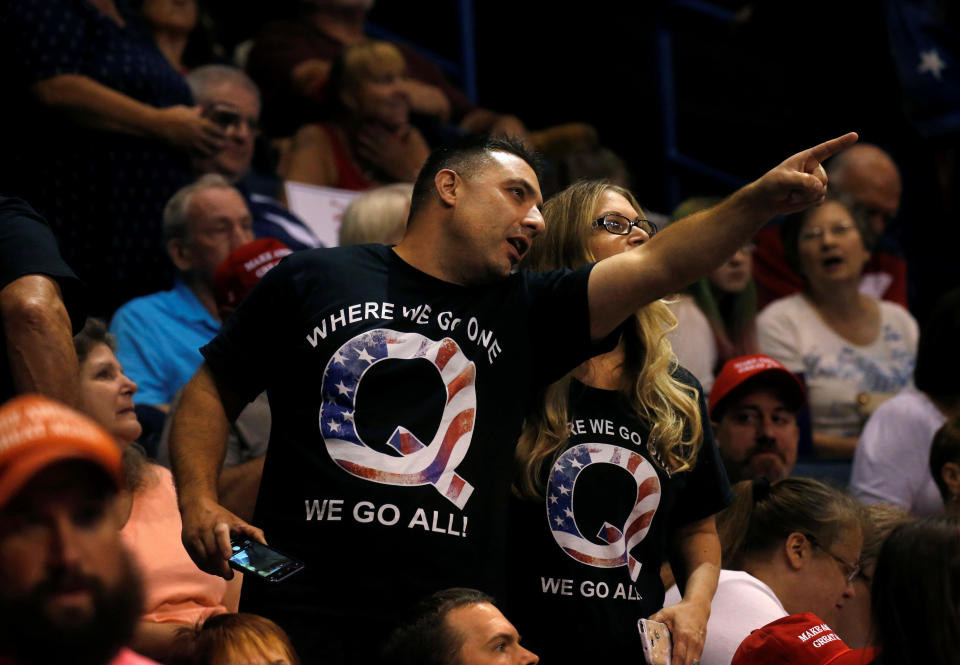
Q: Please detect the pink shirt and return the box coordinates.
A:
[121,465,238,624]
[111,648,162,665]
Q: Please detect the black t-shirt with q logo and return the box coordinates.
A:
[506,373,733,663]
[201,244,607,622]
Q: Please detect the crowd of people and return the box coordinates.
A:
[1,2,959,665]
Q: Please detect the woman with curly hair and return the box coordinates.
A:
[507,180,733,665]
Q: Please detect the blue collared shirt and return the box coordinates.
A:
[110,280,220,406]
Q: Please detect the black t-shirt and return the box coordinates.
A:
[201,244,606,621]
[0,196,86,402]
[506,370,733,663]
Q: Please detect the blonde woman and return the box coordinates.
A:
[508,181,732,665]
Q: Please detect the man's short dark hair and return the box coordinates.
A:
[408,134,542,220]
[381,587,495,665]
[930,417,960,501]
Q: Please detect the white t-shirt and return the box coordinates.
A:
[757,294,918,438]
[667,294,717,395]
[851,386,946,516]
[664,570,787,665]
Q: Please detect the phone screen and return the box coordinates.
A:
[229,539,300,579]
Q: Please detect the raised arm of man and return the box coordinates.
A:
[587,133,859,341]
[170,362,265,577]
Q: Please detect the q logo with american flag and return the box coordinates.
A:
[546,443,660,581]
[319,328,477,509]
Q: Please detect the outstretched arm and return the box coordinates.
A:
[170,362,265,579]
[588,133,859,341]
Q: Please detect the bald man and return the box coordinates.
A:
[753,143,908,307]
[826,144,902,239]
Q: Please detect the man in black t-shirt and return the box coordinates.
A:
[170,132,858,663]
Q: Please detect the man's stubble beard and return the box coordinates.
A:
[0,548,144,665]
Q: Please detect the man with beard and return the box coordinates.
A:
[709,354,806,483]
[0,395,156,665]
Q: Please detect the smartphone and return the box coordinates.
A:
[228,537,305,582]
[638,618,673,665]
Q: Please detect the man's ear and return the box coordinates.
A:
[942,462,960,499]
[784,532,808,571]
[435,169,458,207]
[167,238,193,273]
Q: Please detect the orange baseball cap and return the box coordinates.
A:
[0,394,122,509]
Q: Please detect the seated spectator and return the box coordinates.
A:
[142,0,196,74]
[851,287,960,515]
[381,588,538,665]
[709,354,806,484]
[74,319,240,662]
[753,144,907,309]
[155,238,292,522]
[0,394,159,665]
[834,504,909,649]
[732,613,875,665]
[0,196,86,406]
[186,65,322,251]
[668,197,759,393]
[173,613,300,665]
[758,194,918,458]
[110,175,254,422]
[277,41,430,191]
[870,516,960,665]
[338,183,413,246]
[245,1,525,140]
[664,477,863,665]
[929,417,960,518]
[5,0,224,314]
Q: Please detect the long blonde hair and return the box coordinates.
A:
[514,180,703,499]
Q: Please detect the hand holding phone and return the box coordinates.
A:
[229,537,305,583]
[638,618,673,665]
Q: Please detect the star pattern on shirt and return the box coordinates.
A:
[918,49,947,79]
[357,348,375,363]
[320,330,391,445]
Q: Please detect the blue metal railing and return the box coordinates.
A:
[655,0,743,208]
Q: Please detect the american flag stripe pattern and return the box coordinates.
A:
[546,443,661,581]
[320,328,477,508]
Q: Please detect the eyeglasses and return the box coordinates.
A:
[204,102,260,135]
[804,533,860,584]
[798,223,857,243]
[592,213,657,237]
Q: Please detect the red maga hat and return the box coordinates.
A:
[709,353,806,420]
[733,613,876,665]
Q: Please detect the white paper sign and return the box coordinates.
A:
[284,181,360,248]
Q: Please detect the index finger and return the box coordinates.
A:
[806,132,859,163]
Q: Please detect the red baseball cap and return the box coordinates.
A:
[0,395,122,510]
[213,238,292,311]
[709,354,806,420]
[733,613,876,665]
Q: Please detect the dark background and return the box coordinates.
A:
[211,0,959,319]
